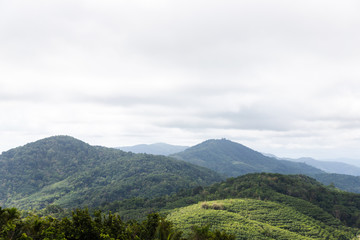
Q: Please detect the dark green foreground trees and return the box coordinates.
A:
[0,207,234,240]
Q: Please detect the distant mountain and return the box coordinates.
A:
[117,143,188,155]
[287,157,360,176]
[0,136,223,210]
[323,158,360,168]
[311,173,360,193]
[263,153,360,176]
[170,139,323,177]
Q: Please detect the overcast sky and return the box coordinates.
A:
[1,0,360,162]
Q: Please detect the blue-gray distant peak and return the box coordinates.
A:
[117,143,189,156]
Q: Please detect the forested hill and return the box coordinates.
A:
[102,173,360,229]
[0,136,223,210]
[171,139,323,177]
[311,173,360,193]
[2,174,360,240]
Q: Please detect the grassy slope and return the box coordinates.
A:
[167,199,356,240]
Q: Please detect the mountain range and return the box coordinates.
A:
[122,140,360,177]
[263,153,360,176]
[0,136,222,210]
[171,138,323,177]
[119,139,360,194]
[2,135,360,210]
[2,136,360,239]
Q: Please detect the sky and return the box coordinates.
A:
[1,0,360,162]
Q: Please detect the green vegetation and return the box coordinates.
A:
[101,173,360,228]
[171,139,323,177]
[0,136,223,210]
[3,137,360,239]
[0,207,235,240]
[167,199,356,239]
[171,139,360,194]
[312,173,360,193]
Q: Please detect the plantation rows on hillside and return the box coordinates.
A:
[100,173,360,228]
[168,199,356,239]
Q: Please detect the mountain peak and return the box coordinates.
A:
[4,135,93,157]
[194,138,252,149]
[31,135,88,146]
[172,139,323,177]
[0,136,222,209]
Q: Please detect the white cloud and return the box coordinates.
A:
[1,0,360,159]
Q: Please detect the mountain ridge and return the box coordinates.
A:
[0,135,223,209]
[263,153,360,176]
[171,138,323,177]
[100,172,360,229]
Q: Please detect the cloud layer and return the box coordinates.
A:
[1,0,360,160]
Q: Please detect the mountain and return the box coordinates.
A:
[323,157,360,168]
[0,136,223,210]
[170,139,323,177]
[311,173,360,193]
[293,157,360,176]
[261,154,360,193]
[268,155,360,176]
[117,143,188,155]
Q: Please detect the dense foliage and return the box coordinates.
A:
[171,139,360,194]
[3,137,360,239]
[0,207,235,240]
[101,173,360,228]
[312,173,360,193]
[168,199,357,239]
[171,139,323,177]
[0,136,223,210]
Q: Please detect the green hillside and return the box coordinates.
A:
[0,136,223,210]
[101,173,360,228]
[171,139,323,177]
[312,173,360,193]
[167,199,356,239]
[2,174,359,240]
